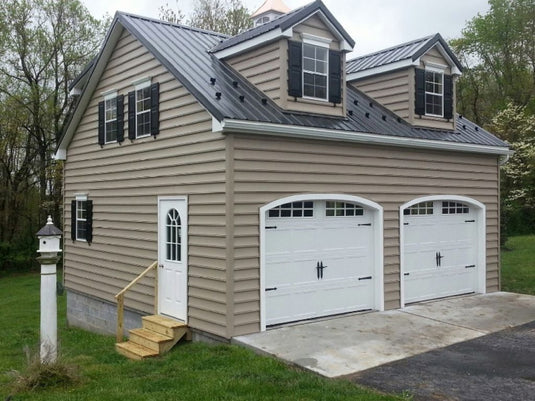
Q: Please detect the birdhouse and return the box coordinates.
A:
[37,216,63,256]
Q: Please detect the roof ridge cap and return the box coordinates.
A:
[117,11,229,39]
[348,34,436,63]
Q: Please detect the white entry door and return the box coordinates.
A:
[158,197,188,321]
[403,200,479,304]
[265,200,376,326]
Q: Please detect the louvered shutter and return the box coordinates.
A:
[117,95,125,142]
[128,91,136,140]
[150,82,160,137]
[415,68,425,116]
[287,41,302,98]
[86,200,93,244]
[98,101,105,146]
[71,200,76,241]
[328,50,342,104]
[443,74,453,119]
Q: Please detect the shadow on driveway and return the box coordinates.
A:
[344,320,535,401]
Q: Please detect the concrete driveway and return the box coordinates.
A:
[232,292,535,378]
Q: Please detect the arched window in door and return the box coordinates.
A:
[166,208,181,261]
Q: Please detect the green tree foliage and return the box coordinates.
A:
[452,0,535,238]
[0,0,106,271]
[159,0,252,35]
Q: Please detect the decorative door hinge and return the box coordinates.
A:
[358,276,372,281]
[358,223,372,227]
[265,226,277,230]
[465,265,476,269]
[265,287,278,291]
[465,220,476,223]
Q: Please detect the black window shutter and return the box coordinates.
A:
[150,82,160,137]
[117,95,125,142]
[98,101,105,146]
[128,91,136,140]
[328,50,342,104]
[86,200,93,245]
[71,200,76,241]
[444,74,453,119]
[415,68,425,116]
[287,41,302,98]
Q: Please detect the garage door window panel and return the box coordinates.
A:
[442,201,470,214]
[326,201,364,217]
[404,201,434,216]
[268,201,314,218]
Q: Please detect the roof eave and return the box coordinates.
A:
[215,119,512,156]
[347,58,420,81]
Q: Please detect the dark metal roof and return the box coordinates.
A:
[118,13,505,149]
[347,33,463,74]
[210,0,355,53]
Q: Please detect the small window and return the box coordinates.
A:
[442,201,469,215]
[136,85,151,138]
[268,201,314,218]
[166,208,182,261]
[425,70,443,116]
[76,199,87,240]
[326,201,364,217]
[303,43,328,100]
[404,201,434,216]
[104,96,117,143]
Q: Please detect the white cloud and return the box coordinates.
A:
[81,0,489,55]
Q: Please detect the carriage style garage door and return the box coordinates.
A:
[264,199,379,326]
[402,199,481,304]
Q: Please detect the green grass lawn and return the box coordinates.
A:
[1,272,403,400]
[501,235,535,295]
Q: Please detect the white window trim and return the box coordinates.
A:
[75,194,88,242]
[103,91,118,144]
[302,40,330,102]
[424,69,444,118]
[134,78,152,139]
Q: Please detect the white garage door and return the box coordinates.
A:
[403,200,479,304]
[265,200,376,326]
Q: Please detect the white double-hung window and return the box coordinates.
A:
[302,34,331,101]
[424,65,446,117]
[135,79,151,138]
[104,91,118,143]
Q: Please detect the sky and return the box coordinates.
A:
[81,0,490,56]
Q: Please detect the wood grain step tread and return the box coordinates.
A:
[130,328,173,343]
[116,342,158,360]
[142,315,186,328]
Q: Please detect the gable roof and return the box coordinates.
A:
[347,33,463,80]
[252,0,291,17]
[56,12,508,159]
[211,0,355,57]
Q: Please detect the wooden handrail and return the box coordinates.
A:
[114,261,158,343]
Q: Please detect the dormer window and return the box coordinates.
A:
[415,66,453,120]
[255,16,270,26]
[425,70,443,117]
[288,38,342,104]
[303,43,328,100]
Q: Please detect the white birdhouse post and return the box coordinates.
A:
[36,216,62,364]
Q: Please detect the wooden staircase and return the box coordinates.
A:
[116,315,189,360]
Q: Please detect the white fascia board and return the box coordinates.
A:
[217,119,512,156]
[429,43,463,76]
[55,23,124,160]
[213,27,293,59]
[347,58,419,81]
[311,10,353,52]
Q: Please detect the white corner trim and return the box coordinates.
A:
[259,194,384,331]
[218,119,511,156]
[398,195,486,308]
[213,27,292,59]
[347,58,420,81]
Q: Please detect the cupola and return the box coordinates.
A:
[251,0,291,26]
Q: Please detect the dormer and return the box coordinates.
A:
[347,34,463,131]
[212,0,355,118]
[252,0,290,27]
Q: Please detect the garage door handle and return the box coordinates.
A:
[265,287,278,292]
[358,276,372,281]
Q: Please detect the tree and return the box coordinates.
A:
[451,0,535,240]
[0,0,106,271]
[159,0,252,35]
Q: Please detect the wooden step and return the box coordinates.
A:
[142,315,187,338]
[129,328,175,353]
[115,341,158,360]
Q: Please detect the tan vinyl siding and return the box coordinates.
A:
[64,29,228,338]
[229,134,500,336]
[227,41,284,105]
[350,69,411,119]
